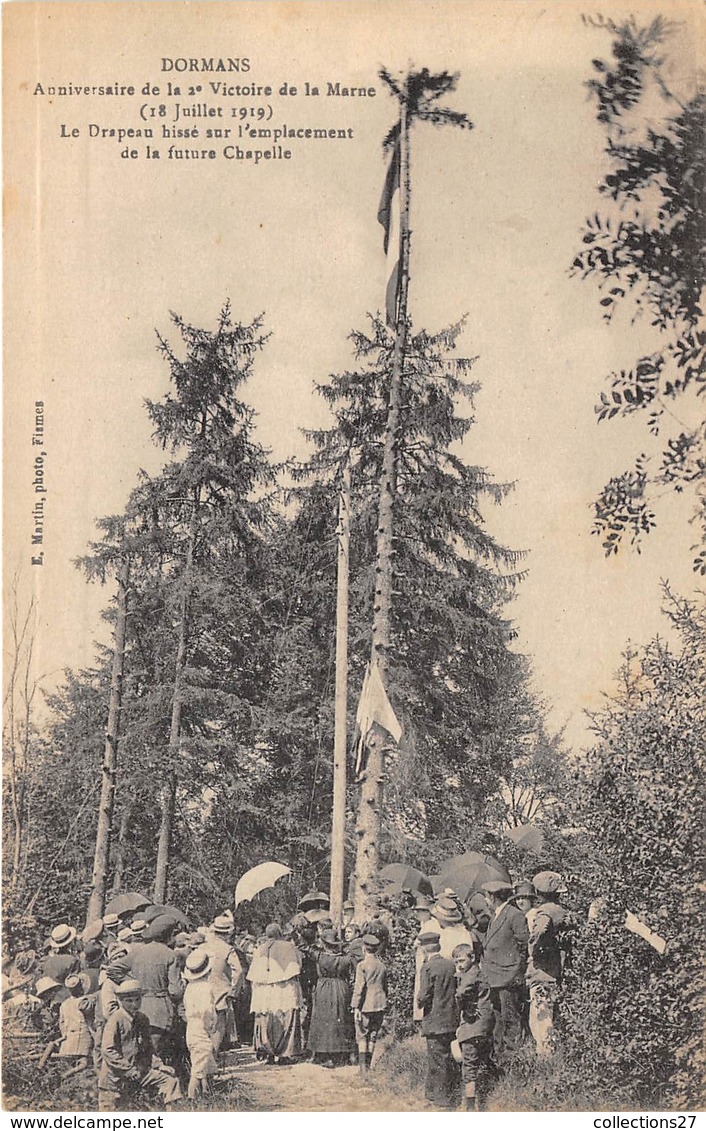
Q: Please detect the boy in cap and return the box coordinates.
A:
[99,979,182,1111]
[57,973,93,1067]
[480,879,529,1064]
[417,931,459,1109]
[453,942,495,1110]
[526,872,569,1056]
[351,934,388,1080]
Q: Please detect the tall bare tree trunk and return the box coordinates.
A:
[154,501,197,904]
[354,93,412,920]
[112,802,132,892]
[4,581,38,896]
[330,461,351,924]
[86,558,130,924]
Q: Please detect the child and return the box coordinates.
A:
[453,942,495,1111]
[351,933,388,1079]
[99,979,182,1112]
[57,973,94,1068]
[182,948,219,1100]
[416,930,458,1109]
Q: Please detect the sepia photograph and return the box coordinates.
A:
[2,0,704,1115]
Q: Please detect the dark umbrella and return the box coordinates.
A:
[104,892,150,917]
[437,851,511,902]
[297,891,330,912]
[379,863,434,898]
[142,913,182,942]
[141,904,190,927]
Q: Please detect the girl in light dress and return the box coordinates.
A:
[182,948,219,1100]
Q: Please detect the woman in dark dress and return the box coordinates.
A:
[307,931,355,1067]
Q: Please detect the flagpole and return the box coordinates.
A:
[331,458,351,927]
[353,84,412,920]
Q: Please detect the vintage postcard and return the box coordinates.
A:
[3,0,704,1117]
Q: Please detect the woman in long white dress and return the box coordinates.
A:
[247,923,303,1064]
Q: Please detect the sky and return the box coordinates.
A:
[4,0,702,749]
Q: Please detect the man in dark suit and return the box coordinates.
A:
[480,879,529,1064]
[417,931,459,1108]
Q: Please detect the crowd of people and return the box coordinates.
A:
[2,868,571,1112]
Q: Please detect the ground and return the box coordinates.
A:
[3,1044,434,1114]
[221,1047,433,1112]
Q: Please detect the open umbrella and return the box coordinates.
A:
[437,851,511,902]
[143,913,182,941]
[235,862,292,908]
[141,904,190,927]
[104,892,150,917]
[507,824,544,854]
[379,863,434,898]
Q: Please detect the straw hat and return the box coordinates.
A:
[183,948,212,982]
[432,896,463,924]
[212,915,234,935]
[115,978,143,996]
[50,924,76,950]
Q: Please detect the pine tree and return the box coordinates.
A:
[297,315,527,885]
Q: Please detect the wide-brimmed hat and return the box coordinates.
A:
[13,950,37,976]
[432,896,463,924]
[35,976,61,997]
[212,915,234,935]
[184,948,212,981]
[482,880,513,897]
[50,924,76,950]
[320,930,343,950]
[514,881,537,899]
[115,978,143,996]
[532,871,568,896]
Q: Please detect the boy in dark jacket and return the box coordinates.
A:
[453,942,496,1111]
[351,934,388,1079]
[416,931,458,1109]
[98,980,182,1112]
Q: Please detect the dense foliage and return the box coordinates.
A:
[572,17,705,568]
[554,589,706,1108]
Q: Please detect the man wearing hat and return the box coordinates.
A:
[201,914,244,1054]
[413,894,478,1023]
[526,872,569,1057]
[480,880,529,1064]
[127,920,183,1062]
[351,934,388,1079]
[99,979,182,1111]
[39,925,80,996]
[416,930,459,1109]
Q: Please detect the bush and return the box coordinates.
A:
[560,591,706,1109]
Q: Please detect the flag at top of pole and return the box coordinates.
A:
[377,141,401,328]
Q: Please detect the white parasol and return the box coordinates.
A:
[235,861,292,907]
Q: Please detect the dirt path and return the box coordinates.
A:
[219,1048,432,1113]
